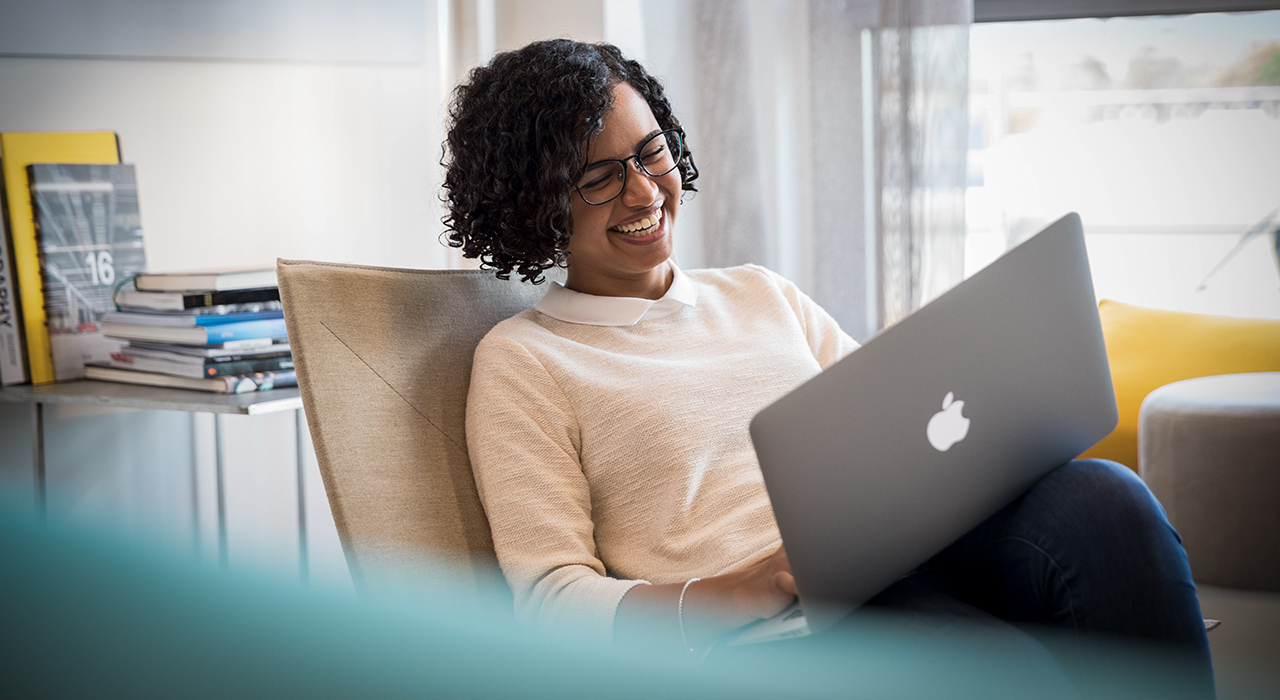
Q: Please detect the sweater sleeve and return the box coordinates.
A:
[754,266,860,369]
[465,330,645,643]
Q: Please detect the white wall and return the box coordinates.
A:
[0,43,449,272]
[497,0,604,49]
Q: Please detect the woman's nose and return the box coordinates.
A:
[620,160,660,207]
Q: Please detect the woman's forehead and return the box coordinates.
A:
[587,82,660,160]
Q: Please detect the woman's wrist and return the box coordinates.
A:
[677,577,701,652]
[679,571,767,645]
[614,552,795,650]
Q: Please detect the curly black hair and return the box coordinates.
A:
[441,39,698,283]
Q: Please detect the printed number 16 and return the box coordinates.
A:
[85,251,115,286]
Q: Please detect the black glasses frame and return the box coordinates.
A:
[575,128,686,206]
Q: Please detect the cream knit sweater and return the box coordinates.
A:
[465,265,859,643]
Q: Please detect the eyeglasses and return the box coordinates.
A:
[575,128,685,205]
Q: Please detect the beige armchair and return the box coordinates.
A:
[277,259,548,605]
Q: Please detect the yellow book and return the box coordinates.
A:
[0,132,121,384]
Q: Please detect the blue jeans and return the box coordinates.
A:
[872,458,1214,693]
[711,459,1214,698]
[900,459,1207,641]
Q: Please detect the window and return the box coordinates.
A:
[967,10,1280,319]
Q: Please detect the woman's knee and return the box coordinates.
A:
[1031,458,1174,538]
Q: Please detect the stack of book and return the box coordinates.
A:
[84,269,298,393]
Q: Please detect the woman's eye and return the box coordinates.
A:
[579,165,619,190]
[641,145,666,162]
[581,174,612,191]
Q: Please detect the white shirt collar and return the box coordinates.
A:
[533,260,698,326]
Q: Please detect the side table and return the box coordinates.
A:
[0,380,308,577]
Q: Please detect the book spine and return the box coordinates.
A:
[1,154,49,384]
[0,190,28,384]
[183,288,280,308]
[5,182,48,383]
[203,356,294,377]
[115,291,281,314]
[217,369,297,393]
[202,318,288,343]
[211,338,284,351]
[182,301,282,316]
[115,290,183,311]
[204,350,292,363]
[194,310,284,326]
[105,309,283,327]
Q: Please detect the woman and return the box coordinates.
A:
[446,39,1211,684]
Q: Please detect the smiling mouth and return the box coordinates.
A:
[611,209,663,237]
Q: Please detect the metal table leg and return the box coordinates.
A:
[214,413,228,569]
[32,402,45,519]
[295,408,309,586]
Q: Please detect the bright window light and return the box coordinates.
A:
[967,11,1280,319]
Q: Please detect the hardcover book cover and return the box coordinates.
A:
[29,163,147,381]
[0,131,121,384]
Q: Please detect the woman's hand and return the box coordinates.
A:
[614,547,797,649]
[697,547,796,623]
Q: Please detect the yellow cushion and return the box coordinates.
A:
[1081,300,1280,471]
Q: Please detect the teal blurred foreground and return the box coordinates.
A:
[0,505,1205,699]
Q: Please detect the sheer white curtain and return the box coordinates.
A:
[640,0,970,339]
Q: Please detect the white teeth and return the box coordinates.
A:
[613,211,663,236]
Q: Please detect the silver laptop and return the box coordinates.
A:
[733,213,1118,645]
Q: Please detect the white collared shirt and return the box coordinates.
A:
[533,260,699,326]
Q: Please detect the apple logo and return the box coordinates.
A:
[926,391,971,452]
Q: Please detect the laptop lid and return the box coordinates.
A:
[749,213,1118,634]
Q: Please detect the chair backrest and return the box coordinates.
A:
[277,259,548,601]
